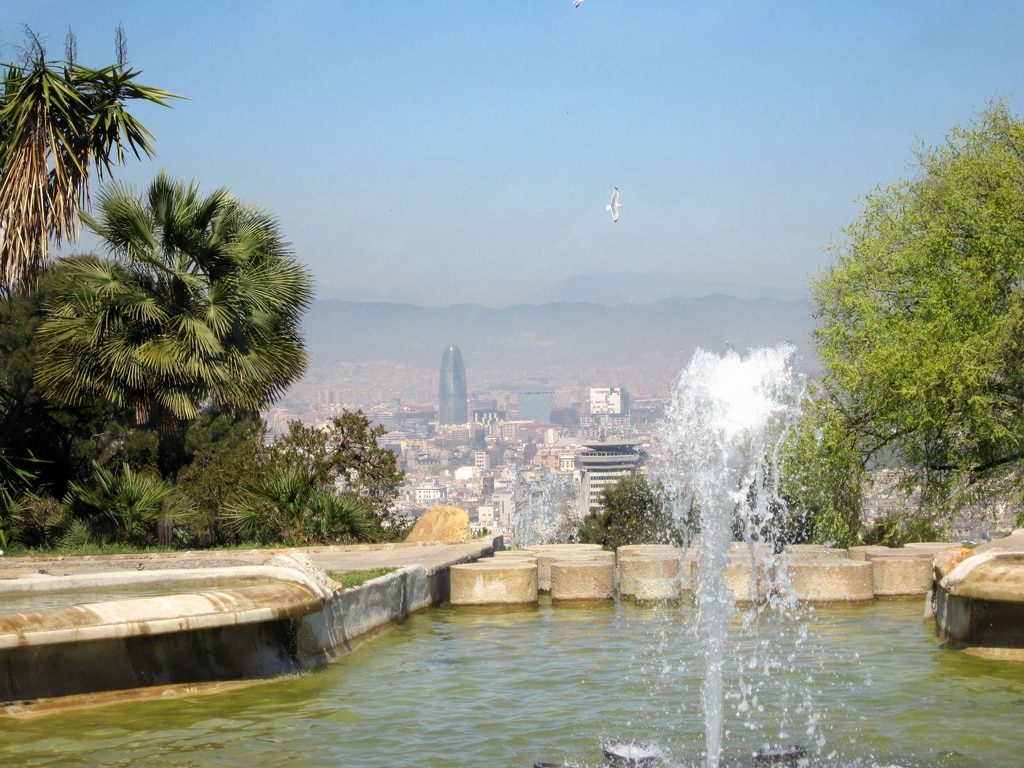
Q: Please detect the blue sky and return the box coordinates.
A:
[6,2,1024,306]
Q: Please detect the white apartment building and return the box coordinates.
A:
[414,484,447,507]
[474,450,490,470]
[491,491,514,528]
[590,387,624,415]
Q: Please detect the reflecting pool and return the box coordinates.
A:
[5,599,1024,767]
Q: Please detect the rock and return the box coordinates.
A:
[405,504,470,543]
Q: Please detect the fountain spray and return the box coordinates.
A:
[654,344,806,768]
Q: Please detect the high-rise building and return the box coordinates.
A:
[473,450,490,470]
[578,440,643,514]
[517,389,556,422]
[438,343,468,425]
[590,386,628,415]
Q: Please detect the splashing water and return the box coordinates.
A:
[653,344,807,768]
[510,466,578,548]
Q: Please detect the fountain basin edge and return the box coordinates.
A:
[0,541,500,710]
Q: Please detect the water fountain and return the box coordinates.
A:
[9,344,1024,765]
[653,344,808,768]
[511,465,579,548]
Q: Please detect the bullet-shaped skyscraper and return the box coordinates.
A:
[439,343,468,424]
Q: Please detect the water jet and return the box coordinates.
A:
[654,344,809,768]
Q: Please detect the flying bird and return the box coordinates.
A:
[574,0,584,6]
[607,187,621,222]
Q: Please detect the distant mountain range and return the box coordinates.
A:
[529,272,809,304]
[303,294,820,378]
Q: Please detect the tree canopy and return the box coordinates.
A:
[812,102,1024,518]
[265,411,407,531]
[34,172,313,479]
[577,473,687,550]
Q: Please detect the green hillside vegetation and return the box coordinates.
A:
[0,29,408,553]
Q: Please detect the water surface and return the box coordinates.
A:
[4,600,1023,767]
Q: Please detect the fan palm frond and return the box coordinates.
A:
[36,172,312,479]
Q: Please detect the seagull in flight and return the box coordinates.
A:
[607,187,621,222]
[574,0,584,6]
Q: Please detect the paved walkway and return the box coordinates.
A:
[0,540,500,583]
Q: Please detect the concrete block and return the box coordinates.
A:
[683,549,773,605]
[618,554,680,598]
[633,577,682,605]
[449,561,538,608]
[869,556,933,598]
[491,550,538,561]
[616,544,680,560]
[550,560,615,604]
[783,544,849,560]
[785,559,874,605]
[848,545,895,561]
[534,549,615,592]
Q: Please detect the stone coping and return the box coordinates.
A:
[0,563,332,597]
[0,581,324,649]
[0,553,342,651]
[0,539,499,579]
[940,552,1024,602]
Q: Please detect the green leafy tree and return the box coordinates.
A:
[174,412,266,546]
[0,270,167,549]
[0,27,180,293]
[266,410,407,535]
[813,102,1024,524]
[34,172,313,480]
[2,495,72,550]
[0,268,128,501]
[578,473,686,550]
[182,410,406,547]
[776,396,864,547]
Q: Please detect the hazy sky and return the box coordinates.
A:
[7,2,1024,306]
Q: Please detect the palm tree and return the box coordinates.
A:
[0,28,180,294]
[34,171,314,480]
[224,466,374,545]
[66,462,194,547]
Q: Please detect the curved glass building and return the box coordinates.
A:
[439,343,468,425]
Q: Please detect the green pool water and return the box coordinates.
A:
[3,599,1023,767]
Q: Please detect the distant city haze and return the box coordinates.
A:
[282,292,816,417]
